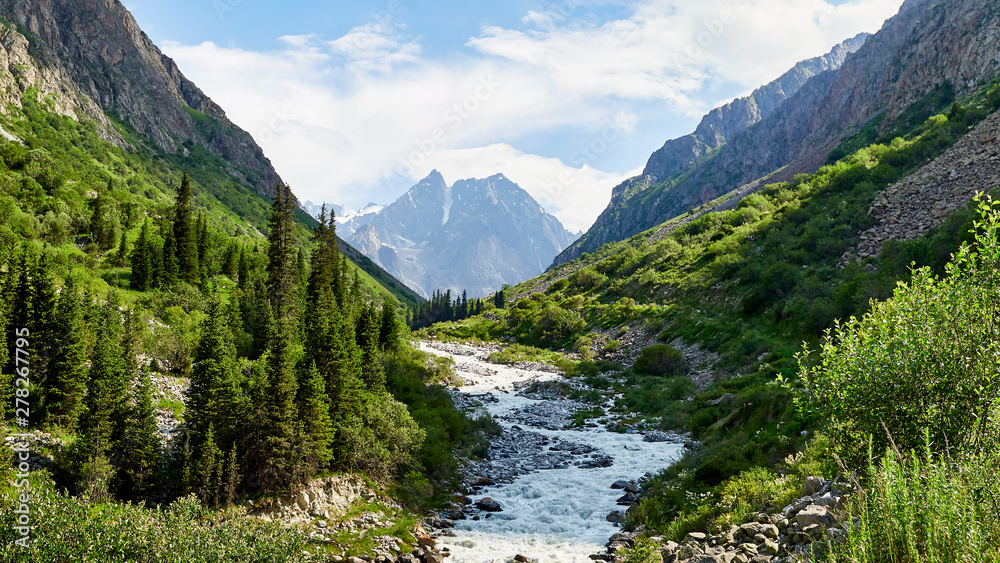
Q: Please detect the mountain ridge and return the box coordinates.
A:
[555,0,1000,266]
[320,170,576,298]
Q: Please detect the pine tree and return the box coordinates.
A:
[117,368,161,499]
[46,276,88,429]
[196,424,223,508]
[113,227,130,267]
[75,303,128,496]
[185,292,242,452]
[358,303,385,391]
[494,288,507,309]
[378,303,401,351]
[223,242,239,280]
[131,220,153,291]
[197,214,210,278]
[257,316,299,493]
[266,183,298,319]
[223,446,240,507]
[161,227,179,287]
[297,361,334,477]
[173,173,199,284]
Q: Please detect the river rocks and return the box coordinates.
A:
[579,454,615,469]
[476,497,503,512]
[643,430,686,443]
[611,480,630,490]
[597,475,851,563]
[607,510,625,523]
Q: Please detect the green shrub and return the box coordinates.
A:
[634,344,687,376]
[797,196,1000,461]
[568,267,607,291]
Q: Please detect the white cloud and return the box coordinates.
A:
[470,0,903,113]
[161,0,904,234]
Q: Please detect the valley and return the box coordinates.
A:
[0,0,999,562]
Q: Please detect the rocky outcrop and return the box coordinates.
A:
[642,34,869,184]
[856,108,1000,259]
[595,476,853,563]
[0,0,282,196]
[345,171,576,297]
[555,0,1000,266]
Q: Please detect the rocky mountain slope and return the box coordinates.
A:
[337,171,576,298]
[555,0,1000,266]
[0,0,280,196]
[641,33,869,186]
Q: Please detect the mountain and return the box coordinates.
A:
[0,0,420,307]
[304,200,384,225]
[555,0,1000,265]
[340,171,576,298]
[0,0,280,196]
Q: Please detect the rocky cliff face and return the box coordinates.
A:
[555,0,1000,266]
[0,0,282,195]
[641,33,868,184]
[341,171,576,298]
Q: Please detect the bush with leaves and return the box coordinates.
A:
[635,344,687,377]
[797,194,1000,460]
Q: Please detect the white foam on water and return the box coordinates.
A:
[419,342,684,563]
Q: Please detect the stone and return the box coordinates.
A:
[763,540,780,555]
[759,523,779,539]
[795,505,833,528]
[753,533,768,544]
[802,476,825,496]
[606,510,625,523]
[625,482,641,493]
[514,555,530,562]
[611,480,630,489]
[475,497,503,512]
[686,532,708,542]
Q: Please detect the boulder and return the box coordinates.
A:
[611,480,630,490]
[795,504,833,528]
[802,476,825,496]
[606,510,625,523]
[476,497,503,512]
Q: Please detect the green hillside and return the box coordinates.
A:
[422,79,1000,548]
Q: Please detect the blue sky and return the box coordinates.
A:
[122,0,904,232]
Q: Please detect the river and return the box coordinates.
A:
[419,342,684,563]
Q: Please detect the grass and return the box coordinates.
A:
[829,446,1000,563]
[155,397,185,421]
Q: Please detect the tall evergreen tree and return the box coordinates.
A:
[358,303,385,391]
[173,172,199,284]
[296,361,334,477]
[47,276,88,429]
[161,227,179,287]
[197,214,210,278]
[378,303,401,351]
[185,292,243,452]
[75,303,129,496]
[258,317,299,492]
[195,424,223,508]
[117,368,161,499]
[130,220,153,291]
[266,182,298,319]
